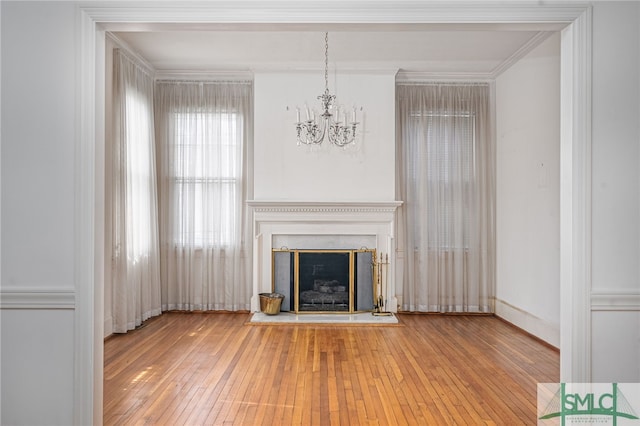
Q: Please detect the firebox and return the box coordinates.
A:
[272,249,376,313]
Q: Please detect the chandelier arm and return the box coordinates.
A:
[297,118,328,145]
[311,118,328,144]
[328,122,357,147]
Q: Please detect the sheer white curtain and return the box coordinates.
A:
[396,83,495,312]
[155,81,252,311]
[111,49,162,332]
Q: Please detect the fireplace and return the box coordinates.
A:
[273,249,375,313]
[248,201,402,313]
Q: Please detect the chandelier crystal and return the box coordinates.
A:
[295,32,359,147]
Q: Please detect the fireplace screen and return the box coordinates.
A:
[272,249,375,313]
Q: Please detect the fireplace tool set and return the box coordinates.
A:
[372,253,392,316]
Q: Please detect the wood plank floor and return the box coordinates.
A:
[104,312,559,425]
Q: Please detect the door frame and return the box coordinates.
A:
[75,3,592,424]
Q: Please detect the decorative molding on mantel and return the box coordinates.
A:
[0,287,76,309]
[247,200,402,214]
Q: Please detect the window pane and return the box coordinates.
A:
[173,112,239,179]
[172,111,241,248]
[411,112,475,249]
[125,88,153,258]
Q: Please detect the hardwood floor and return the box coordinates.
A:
[104,312,558,425]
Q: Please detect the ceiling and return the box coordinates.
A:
[113,26,556,76]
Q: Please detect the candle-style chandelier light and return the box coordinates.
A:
[295,32,359,147]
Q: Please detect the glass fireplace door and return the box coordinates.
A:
[272,248,375,313]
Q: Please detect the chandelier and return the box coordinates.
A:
[295,32,359,147]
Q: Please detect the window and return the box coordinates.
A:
[397,83,494,312]
[124,87,155,260]
[410,111,476,249]
[172,111,242,247]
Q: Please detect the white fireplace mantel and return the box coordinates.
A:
[247,200,402,312]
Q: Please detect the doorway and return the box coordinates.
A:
[76,4,592,424]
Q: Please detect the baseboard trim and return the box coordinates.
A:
[494,298,559,348]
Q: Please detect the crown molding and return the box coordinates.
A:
[106,32,156,74]
[396,30,556,82]
[491,31,555,77]
[396,70,494,83]
[252,65,400,75]
[155,67,399,79]
[154,70,254,81]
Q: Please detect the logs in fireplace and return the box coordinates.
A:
[272,249,376,313]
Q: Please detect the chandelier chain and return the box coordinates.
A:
[324,32,329,94]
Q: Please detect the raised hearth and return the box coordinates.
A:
[249,311,399,325]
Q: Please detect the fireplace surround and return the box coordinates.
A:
[248,201,402,313]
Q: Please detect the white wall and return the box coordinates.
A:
[253,71,396,201]
[495,33,561,346]
[590,1,640,382]
[1,1,639,424]
[0,1,77,424]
